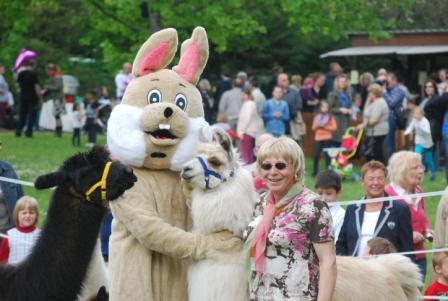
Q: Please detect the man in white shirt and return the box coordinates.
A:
[115,62,133,101]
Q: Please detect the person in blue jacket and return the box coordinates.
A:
[262,86,290,137]
[336,160,413,259]
[0,160,24,234]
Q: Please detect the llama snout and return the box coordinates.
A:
[181,166,194,180]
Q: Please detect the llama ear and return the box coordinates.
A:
[34,172,63,189]
[212,127,233,159]
[132,28,178,77]
[172,27,209,84]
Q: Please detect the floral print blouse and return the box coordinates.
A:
[245,187,334,301]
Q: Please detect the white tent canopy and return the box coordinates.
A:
[320,45,448,58]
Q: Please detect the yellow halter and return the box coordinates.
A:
[85,161,112,203]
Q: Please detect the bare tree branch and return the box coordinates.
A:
[85,0,140,32]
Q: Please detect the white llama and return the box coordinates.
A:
[182,129,422,301]
[181,128,256,301]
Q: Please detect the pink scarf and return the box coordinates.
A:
[250,193,276,275]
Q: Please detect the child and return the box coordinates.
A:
[424,251,448,300]
[84,89,99,148]
[351,93,362,121]
[71,102,84,147]
[311,100,336,176]
[362,237,397,256]
[0,196,41,264]
[262,86,290,137]
[315,169,345,243]
[404,106,436,181]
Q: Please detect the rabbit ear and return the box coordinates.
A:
[132,28,178,77]
[172,27,209,85]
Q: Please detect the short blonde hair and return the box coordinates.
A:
[368,83,383,98]
[387,151,422,186]
[13,196,39,226]
[433,251,448,270]
[361,160,387,179]
[256,136,305,185]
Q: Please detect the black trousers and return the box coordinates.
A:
[365,135,386,164]
[72,128,81,146]
[16,101,38,137]
[312,139,332,175]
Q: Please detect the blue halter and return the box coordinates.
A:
[196,156,234,190]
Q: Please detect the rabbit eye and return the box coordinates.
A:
[175,93,188,111]
[147,89,162,104]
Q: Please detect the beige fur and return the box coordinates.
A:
[182,129,256,301]
[333,254,422,301]
[108,27,240,301]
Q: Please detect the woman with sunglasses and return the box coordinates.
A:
[245,137,336,301]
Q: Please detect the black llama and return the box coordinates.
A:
[0,147,137,301]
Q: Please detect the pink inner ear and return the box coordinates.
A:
[138,42,170,76]
[175,42,200,83]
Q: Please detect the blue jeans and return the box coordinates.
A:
[416,257,427,284]
[415,144,436,179]
[443,135,448,181]
[386,115,397,156]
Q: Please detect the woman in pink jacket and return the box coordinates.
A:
[237,89,264,164]
[385,150,433,282]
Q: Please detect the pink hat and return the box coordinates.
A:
[13,49,37,72]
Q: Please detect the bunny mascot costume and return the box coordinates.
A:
[106,27,239,301]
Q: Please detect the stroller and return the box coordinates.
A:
[323,127,363,180]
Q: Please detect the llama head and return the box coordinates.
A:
[107,27,211,171]
[181,127,237,190]
[35,146,137,206]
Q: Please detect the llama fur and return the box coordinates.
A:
[334,254,422,301]
[0,147,136,301]
[182,129,257,301]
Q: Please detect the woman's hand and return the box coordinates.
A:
[413,231,425,244]
[355,123,365,131]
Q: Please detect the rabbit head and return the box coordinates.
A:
[107,27,212,170]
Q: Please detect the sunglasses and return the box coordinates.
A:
[260,162,288,171]
[425,85,434,88]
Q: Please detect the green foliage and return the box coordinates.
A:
[0,0,429,92]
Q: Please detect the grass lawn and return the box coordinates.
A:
[0,129,447,288]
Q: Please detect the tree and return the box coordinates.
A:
[1,0,423,92]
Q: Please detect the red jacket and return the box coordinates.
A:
[385,184,430,260]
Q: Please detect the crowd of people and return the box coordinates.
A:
[198,63,448,186]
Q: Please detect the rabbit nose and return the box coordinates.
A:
[164,107,173,118]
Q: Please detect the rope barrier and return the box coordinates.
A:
[370,247,448,257]
[0,176,35,187]
[330,189,448,206]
